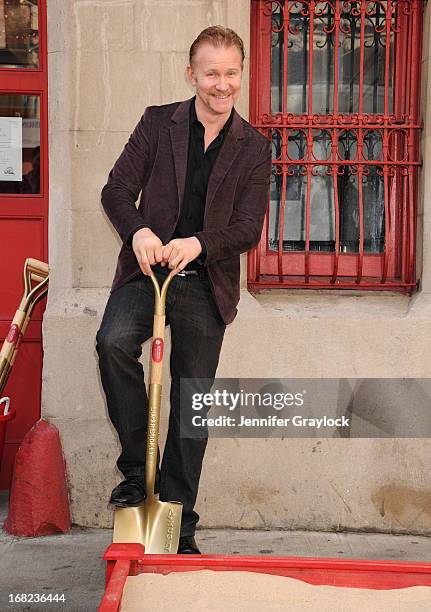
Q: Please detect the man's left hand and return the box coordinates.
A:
[161,237,202,274]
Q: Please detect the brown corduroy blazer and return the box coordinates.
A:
[101,97,272,324]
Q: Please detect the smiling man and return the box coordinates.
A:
[96,26,272,554]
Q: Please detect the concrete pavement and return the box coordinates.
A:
[1,492,430,611]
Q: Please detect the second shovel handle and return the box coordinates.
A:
[26,258,49,278]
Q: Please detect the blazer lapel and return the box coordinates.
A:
[205,110,243,216]
[169,99,192,210]
[169,101,244,219]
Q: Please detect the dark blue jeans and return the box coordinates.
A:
[95,266,226,537]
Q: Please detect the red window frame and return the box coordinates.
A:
[0,1,49,204]
[248,0,423,291]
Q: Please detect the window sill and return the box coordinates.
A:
[238,288,431,321]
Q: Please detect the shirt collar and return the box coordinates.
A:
[190,97,234,135]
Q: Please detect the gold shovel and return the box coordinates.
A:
[112,270,182,553]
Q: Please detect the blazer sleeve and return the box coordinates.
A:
[100,107,153,248]
[194,138,272,265]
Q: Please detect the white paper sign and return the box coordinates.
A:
[0,117,22,182]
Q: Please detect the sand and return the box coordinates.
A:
[119,569,431,611]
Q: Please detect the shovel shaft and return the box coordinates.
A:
[0,310,26,363]
[146,382,161,499]
[0,361,11,397]
[145,271,175,498]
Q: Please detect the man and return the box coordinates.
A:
[96,26,271,554]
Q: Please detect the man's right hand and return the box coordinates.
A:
[132,227,163,275]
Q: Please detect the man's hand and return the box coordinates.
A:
[161,237,202,274]
[132,227,163,275]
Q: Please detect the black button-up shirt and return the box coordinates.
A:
[172,98,233,269]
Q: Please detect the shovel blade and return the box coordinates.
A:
[113,505,146,545]
[143,499,182,554]
[112,500,182,554]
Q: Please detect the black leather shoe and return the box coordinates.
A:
[109,477,146,507]
[177,535,201,554]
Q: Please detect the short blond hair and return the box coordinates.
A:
[189,26,245,66]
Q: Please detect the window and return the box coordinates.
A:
[0,0,39,69]
[249,0,423,290]
[0,0,44,196]
[0,94,40,194]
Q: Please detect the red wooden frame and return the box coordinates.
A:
[248,0,423,291]
[99,543,431,612]
[0,0,48,488]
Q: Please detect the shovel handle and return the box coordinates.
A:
[26,258,49,278]
[21,258,49,312]
[149,269,175,316]
[30,272,47,284]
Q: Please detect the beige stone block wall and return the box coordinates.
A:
[45,0,431,532]
[47,1,73,292]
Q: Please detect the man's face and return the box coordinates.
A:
[187,43,243,117]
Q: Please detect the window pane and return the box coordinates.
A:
[0,94,40,194]
[338,165,385,254]
[339,4,394,115]
[270,164,336,252]
[269,164,308,251]
[270,161,386,254]
[0,0,39,69]
[271,2,395,116]
[268,168,282,251]
[268,2,391,255]
[287,6,309,114]
[363,166,385,253]
[309,165,335,251]
[338,166,359,253]
[312,4,334,115]
[270,4,283,114]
